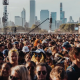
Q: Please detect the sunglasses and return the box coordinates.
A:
[27,66,34,70]
[9,75,20,80]
[37,71,47,75]
[35,54,41,57]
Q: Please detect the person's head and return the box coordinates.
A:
[69,47,80,62]
[23,41,29,46]
[62,42,71,52]
[31,49,45,64]
[8,48,19,66]
[18,51,24,61]
[0,52,4,69]
[36,63,48,80]
[49,41,56,47]
[1,62,12,78]
[25,61,36,79]
[13,41,19,49]
[25,53,31,62]
[7,43,13,49]
[50,46,57,56]
[9,65,31,80]
[50,66,67,80]
[3,49,9,58]
[19,42,24,50]
[37,43,43,49]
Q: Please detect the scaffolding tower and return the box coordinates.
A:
[2,0,9,34]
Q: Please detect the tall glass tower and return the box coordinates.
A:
[51,12,57,30]
[60,3,65,24]
[30,0,35,27]
[40,10,49,30]
[21,8,26,27]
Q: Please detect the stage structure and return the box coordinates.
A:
[2,0,9,34]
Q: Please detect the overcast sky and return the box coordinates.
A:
[0,0,80,22]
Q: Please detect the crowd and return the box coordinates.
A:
[0,33,80,80]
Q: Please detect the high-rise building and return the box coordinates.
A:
[30,0,35,27]
[35,16,37,23]
[21,8,26,27]
[60,3,62,19]
[69,16,73,22]
[51,12,57,30]
[60,3,67,24]
[15,16,22,26]
[78,17,80,23]
[40,10,49,30]
[56,20,62,29]
[0,18,1,24]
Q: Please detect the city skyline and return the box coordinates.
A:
[0,0,80,23]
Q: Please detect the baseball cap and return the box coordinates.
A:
[32,49,45,54]
[3,49,9,56]
[13,41,19,45]
[62,41,71,48]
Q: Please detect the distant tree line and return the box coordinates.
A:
[59,23,80,32]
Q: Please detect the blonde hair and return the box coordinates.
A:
[8,48,19,57]
[10,65,31,80]
[31,53,45,64]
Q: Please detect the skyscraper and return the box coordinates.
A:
[60,3,62,20]
[60,3,67,24]
[69,16,73,22]
[15,16,22,26]
[35,16,37,22]
[30,0,35,27]
[40,10,49,30]
[78,17,80,23]
[51,12,57,30]
[21,8,26,27]
[0,18,1,24]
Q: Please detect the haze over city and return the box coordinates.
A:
[0,0,80,22]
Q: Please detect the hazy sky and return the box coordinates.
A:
[0,0,80,22]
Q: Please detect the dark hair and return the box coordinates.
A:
[0,52,4,59]
[1,62,12,69]
[19,51,24,57]
[36,63,51,80]
[26,61,36,67]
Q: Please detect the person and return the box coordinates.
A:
[12,41,19,50]
[0,62,12,80]
[0,52,4,70]
[66,47,80,80]
[35,63,50,80]
[50,66,67,80]
[25,53,32,64]
[31,49,46,65]
[62,41,71,52]
[9,65,31,80]
[8,48,19,67]
[26,61,36,80]
[7,43,13,50]
[22,41,30,53]
[18,51,25,65]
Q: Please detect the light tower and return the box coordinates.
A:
[2,0,9,34]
